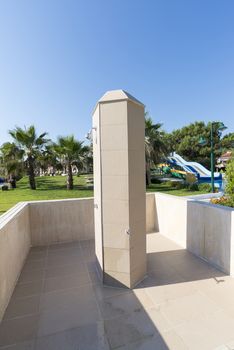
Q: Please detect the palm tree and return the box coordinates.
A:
[37,144,61,175]
[9,126,49,189]
[54,135,89,190]
[0,142,24,184]
[145,115,168,185]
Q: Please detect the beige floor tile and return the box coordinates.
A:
[133,288,155,309]
[98,291,143,320]
[145,281,197,305]
[45,262,87,278]
[146,268,185,287]
[37,298,100,337]
[30,246,48,253]
[43,272,90,293]
[21,259,46,272]
[89,270,103,285]
[12,280,43,299]
[0,315,39,347]
[48,242,80,251]
[199,280,234,317]
[93,284,129,302]
[147,233,183,253]
[175,310,234,350]
[159,291,222,327]
[35,322,109,350]
[4,236,234,350]
[27,250,47,261]
[18,269,44,284]
[47,248,82,259]
[161,330,188,350]
[46,255,83,267]
[118,334,170,350]
[194,275,232,293]
[3,295,40,320]
[225,339,234,349]
[104,309,156,349]
[146,307,172,333]
[0,340,34,349]
[40,285,96,313]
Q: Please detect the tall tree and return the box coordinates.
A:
[145,115,168,185]
[0,142,24,182]
[9,126,49,189]
[165,121,224,169]
[54,135,89,190]
[220,133,234,152]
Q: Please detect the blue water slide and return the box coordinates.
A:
[167,153,222,180]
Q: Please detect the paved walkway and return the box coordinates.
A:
[1,233,234,349]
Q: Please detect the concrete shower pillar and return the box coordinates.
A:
[92,90,146,289]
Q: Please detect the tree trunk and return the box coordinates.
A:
[28,157,36,190]
[67,163,73,190]
[146,161,151,186]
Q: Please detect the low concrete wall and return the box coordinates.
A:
[29,198,95,246]
[153,193,234,275]
[0,203,31,322]
[187,200,234,275]
[155,193,187,248]
[146,193,157,233]
[29,195,156,246]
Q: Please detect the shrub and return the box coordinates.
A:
[164,181,173,186]
[188,183,199,191]
[151,178,162,184]
[198,183,212,193]
[175,182,188,190]
[210,196,234,208]
[225,159,234,199]
[170,181,184,188]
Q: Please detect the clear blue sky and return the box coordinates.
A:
[0,0,233,144]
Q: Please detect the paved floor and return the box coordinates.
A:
[1,233,234,349]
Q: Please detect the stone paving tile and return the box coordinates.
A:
[0,340,34,350]
[3,295,40,321]
[104,310,156,349]
[174,310,234,350]
[98,291,143,320]
[0,315,39,347]
[158,291,222,327]
[34,322,109,350]
[2,234,234,350]
[12,280,43,299]
[43,272,90,293]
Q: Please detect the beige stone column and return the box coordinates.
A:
[92,90,146,289]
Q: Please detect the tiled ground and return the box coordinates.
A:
[1,233,234,349]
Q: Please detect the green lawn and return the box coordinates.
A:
[147,183,206,196]
[0,175,206,215]
[0,175,93,215]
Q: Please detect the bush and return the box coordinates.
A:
[226,159,234,199]
[175,182,187,190]
[210,196,234,208]
[170,181,184,188]
[188,183,199,191]
[151,178,162,184]
[198,183,212,193]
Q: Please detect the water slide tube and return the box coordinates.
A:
[167,153,222,180]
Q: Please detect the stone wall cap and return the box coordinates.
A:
[93,89,144,114]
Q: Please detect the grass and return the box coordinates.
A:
[147,182,206,196]
[0,175,206,215]
[0,175,93,215]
